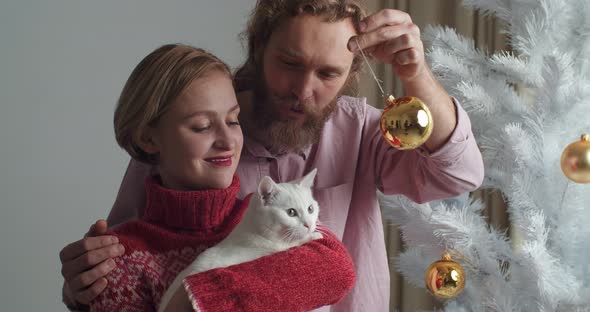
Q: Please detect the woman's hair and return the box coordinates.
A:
[234,0,367,94]
[114,44,231,164]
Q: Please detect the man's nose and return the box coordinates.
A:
[291,72,315,102]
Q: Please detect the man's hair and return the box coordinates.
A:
[114,44,231,164]
[234,0,367,94]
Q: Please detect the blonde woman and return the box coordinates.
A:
[72,44,355,311]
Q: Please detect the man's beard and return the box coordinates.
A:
[250,78,339,155]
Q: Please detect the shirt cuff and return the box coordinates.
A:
[417,97,473,165]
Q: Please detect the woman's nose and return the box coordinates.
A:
[213,125,236,150]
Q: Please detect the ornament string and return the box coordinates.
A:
[559,180,570,213]
[355,37,386,97]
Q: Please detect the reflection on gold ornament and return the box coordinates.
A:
[425,253,466,299]
[560,134,590,183]
[380,95,433,150]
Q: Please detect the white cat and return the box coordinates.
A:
[158,168,323,312]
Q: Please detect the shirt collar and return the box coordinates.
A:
[243,135,311,160]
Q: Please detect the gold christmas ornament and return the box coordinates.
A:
[560,134,590,183]
[425,253,466,299]
[351,37,432,150]
[380,95,433,150]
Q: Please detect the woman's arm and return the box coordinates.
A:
[181,230,355,312]
[88,241,154,312]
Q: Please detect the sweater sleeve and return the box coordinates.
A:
[182,230,355,312]
[89,243,155,312]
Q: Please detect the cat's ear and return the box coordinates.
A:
[298,168,317,188]
[258,176,278,201]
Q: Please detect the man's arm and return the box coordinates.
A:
[180,230,355,312]
[61,159,148,309]
[350,9,483,201]
[107,159,151,226]
[350,9,457,151]
[60,220,125,310]
[364,100,484,203]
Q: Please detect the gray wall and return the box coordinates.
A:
[0,1,256,310]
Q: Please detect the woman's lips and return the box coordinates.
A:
[204,156,233,167]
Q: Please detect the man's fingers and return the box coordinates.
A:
[60,235,119,263]
[68,258,117,292]
[350,25,410,52]
[75,277,108,305]
[360,9,412,33]
[394,48,420,65]
[62,243,124,279]
[86,219,108,238]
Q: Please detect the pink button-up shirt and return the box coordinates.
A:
[108,96,484,312]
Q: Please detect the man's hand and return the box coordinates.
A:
[60,220,125,306]
[349,8,457,150]
[349,9,426,81]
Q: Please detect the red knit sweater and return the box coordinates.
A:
[89,175,355,312]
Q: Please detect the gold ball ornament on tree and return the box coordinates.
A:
[380,95,433,150]
[425,253,466,299]
[560,134,590,183]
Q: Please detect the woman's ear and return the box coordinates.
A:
[137,127,160,155]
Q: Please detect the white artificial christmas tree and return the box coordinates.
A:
[380,0,590,310]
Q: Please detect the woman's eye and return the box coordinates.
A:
[287,208,298,217]
[228,121,240,127]
[307,205,314,214]
[191,126,210,132]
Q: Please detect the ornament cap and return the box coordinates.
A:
[442,252,452,261]
[581,134,589,142]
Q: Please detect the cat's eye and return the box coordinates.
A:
[287,208,298,217]
[307,205,314,214]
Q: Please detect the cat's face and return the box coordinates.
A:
[256,169,320,242]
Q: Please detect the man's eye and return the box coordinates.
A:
[319,71,340,79]
[281,60,298,67]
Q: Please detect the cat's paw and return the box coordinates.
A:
[310,232,323,240]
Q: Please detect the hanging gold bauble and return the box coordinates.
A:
[425,253,466,299]
[380,95,433,150]
[560,134,590,184]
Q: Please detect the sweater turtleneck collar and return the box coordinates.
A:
[142,175,241,232]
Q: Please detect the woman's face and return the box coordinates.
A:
[145,70,243,190]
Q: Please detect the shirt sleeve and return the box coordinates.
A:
[107,159,152,227]
[182,230,355,312]
[363,98,484,203]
